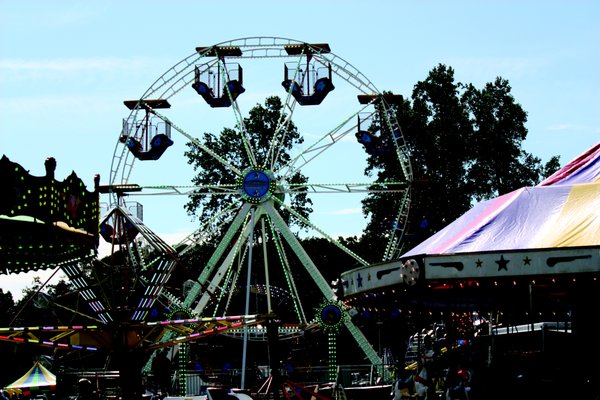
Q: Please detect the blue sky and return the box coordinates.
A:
[1,1,599,299]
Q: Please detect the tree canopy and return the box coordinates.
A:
[361,64,559,251]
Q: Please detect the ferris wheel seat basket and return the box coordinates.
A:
[99,209,140,244]
[192,80,245,108]
[226,79,245,99]
[191,81,211,96]
[282,79,303,96]
[126,134,173,161]
[99,221,139,244]
[355,130,396,154]
[281,77,335,106]
[356,130,374,145]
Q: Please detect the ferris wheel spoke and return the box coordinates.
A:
[142,103,243,176]
[267,201,385,370]
[267,98,297,171]
[267,50,307,169]
[220,247,247,316]
[265,216,308,323]
[270,197,369,266]
[344,319,389,371]
[262,201,339,299]
[123,183,239,197]
[258,219,273,314]
[232,100,258,167]
[181,203,250,308]
[210,221,253,317]
[175,201,241,257]
[218,59,258,167]
[275,104,372,179]
[280,181,409,195]
[192,207,264,316]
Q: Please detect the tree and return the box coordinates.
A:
[362,64,559,248]
[403,65,475,238]
[184,96,312,242]
[462,77,555,200]
[359,98,414,259]
[0,289,16,386]
[0,288,14,326]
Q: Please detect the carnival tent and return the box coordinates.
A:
[337,141,599,399]
[399,141,600,281]
[4,361,57,389]
[341,142,599,295]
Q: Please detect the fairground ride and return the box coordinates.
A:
[1,37,414,400]
[107,36,413,388]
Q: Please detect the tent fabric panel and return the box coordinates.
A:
[4,362,56,389]
[450,184,573,253]
[403,189,522,257]
[6,363,38,388]
[401,140,600,260]
[533,182,600,248]
[403,185,573,256]
[539,141,600,186]
[402,181,597,258]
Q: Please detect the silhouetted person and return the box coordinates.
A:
[76,378,98,400]
[152,350,172,395]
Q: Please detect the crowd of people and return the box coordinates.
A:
[392,349,474,400]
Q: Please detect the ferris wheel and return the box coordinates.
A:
[105,37,413,369]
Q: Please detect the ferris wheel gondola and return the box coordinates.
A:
[120,99,173,161]
[191,46,246,108]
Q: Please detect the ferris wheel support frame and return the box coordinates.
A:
[112,37,413,379]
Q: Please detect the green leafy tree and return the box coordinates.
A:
[359,98,413,260]
[402,64,474,237]
[0,288,14,326]
[0,288,16,386]
[362,64,560,249]
[462,77,553,200]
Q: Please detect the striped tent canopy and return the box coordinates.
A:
[400,141,600,280]
[4,361,56,389]
[341,141,600,295]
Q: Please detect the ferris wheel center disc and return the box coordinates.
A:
[241,169,272,201]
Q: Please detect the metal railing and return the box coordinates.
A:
[169,363,396,396]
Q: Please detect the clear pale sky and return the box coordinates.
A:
[1,1,598,300]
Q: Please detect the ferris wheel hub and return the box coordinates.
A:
[240,168,274,204]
